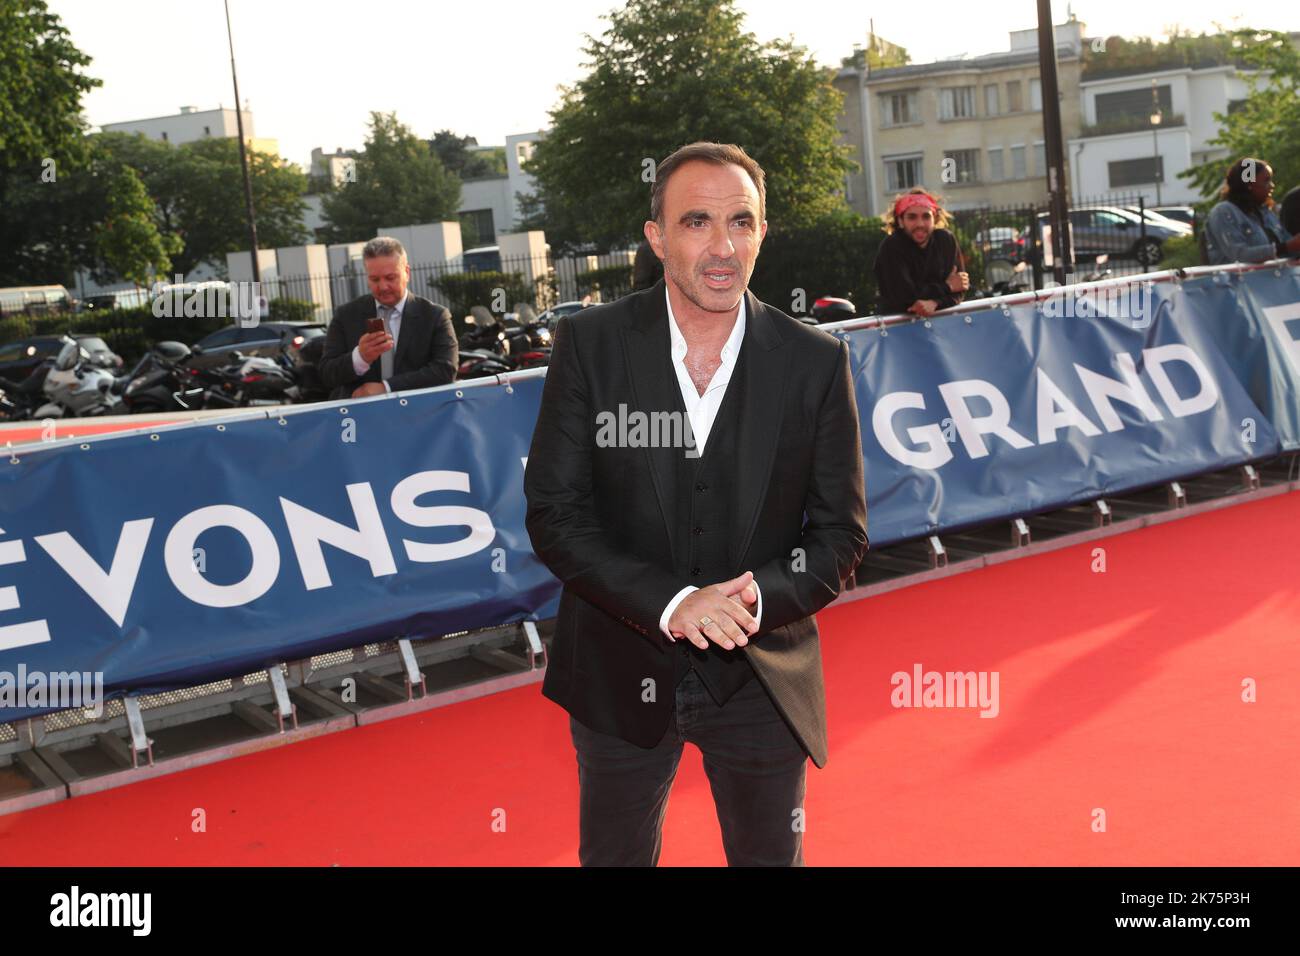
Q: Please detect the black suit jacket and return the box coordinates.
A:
[523,279,868,768]
[318,293,458,400]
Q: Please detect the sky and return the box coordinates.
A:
[49,0,1300,171]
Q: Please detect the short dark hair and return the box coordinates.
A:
[650,142,766,224]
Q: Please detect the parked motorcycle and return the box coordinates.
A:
[121,341,213,413]
[0,359,55,421]
[286,327,330,403]
[33,336,127,418]
[458,348,516,379]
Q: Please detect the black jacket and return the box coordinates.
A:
[873,227,963,315]
[523,280,869,768]
[318,293,458,400]
[1281,185,1300,237]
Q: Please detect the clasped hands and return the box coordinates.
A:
[666,570,759,651]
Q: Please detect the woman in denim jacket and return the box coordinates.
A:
[1205,157,1300,265]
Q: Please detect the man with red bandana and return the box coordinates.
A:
[872,187,969,317]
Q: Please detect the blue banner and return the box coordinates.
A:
[1,378,559,720]
[1,266,1296,720]
[847,271,1285,544]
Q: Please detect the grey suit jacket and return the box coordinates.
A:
[318,293,458,400]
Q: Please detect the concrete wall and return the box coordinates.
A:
[274,244,332,320]
[459,178,512,244]
[1068,128,1196,205]
[375,222,463,267]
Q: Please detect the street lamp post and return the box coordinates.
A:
[1149,80,1163,207]
[224,0,260,285]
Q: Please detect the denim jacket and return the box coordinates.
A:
[1204,200,1293,265]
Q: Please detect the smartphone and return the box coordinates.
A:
[366,317,384,335]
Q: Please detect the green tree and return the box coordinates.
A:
[519,0,854,252]
[96,163,180,287]
[321,112,462,244]
[0,0,101,284]
[1180,29,1300,202]
[0,0,100,184]
[158,136,309,276]
[431,130,507,179]
[0,140,177,288]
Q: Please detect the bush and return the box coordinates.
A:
[1159,234,1201,270]
[268,298,318,323]
[748,212,887,317]
[575,264,634,300]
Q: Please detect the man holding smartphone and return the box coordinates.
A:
[318,236,459,400]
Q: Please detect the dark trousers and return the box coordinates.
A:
[568,666,809,866]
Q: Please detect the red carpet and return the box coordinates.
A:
[2,491,1297,866]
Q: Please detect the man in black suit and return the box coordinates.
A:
[318,236,458,400]
[524,142,868,866]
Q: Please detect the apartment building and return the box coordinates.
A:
[835,21,1085,215]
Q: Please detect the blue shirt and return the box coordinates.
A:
[1204,200,1293,265]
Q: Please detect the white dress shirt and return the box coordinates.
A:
[657,287,762,641]
[351,292,407,393]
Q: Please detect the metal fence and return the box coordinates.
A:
[268,249,639,326]
[948,192,1199,295]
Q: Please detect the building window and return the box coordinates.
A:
[161,131,169,141]
[939,86,976,120]
[943,148,980,184]
[1029,78,1042,111]
[1227,98,1247,114]
[984,85,1000,116]
[988,147,1005,182]
[880,90,919,126]
[1006,80,1023,112]
[1095,86,1172,124]
[203,126,211,136]
[884,155,923,191]
[1033,142,1046,175]
[459,208,496,246]
[515,141,534,164]
[1108,156,1164,188]
[1010,145,1027,179]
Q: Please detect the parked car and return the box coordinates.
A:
[1121,205,1195,232]
[461,245,502,273]
[0,285,76,317]
[189,321,325,369]
[0,334,119,381]
[536,300,594,324]
[79,288,152,312]
[1140,205,1197,228]
[1036,206,1189,266]
[974,227,1027,263]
